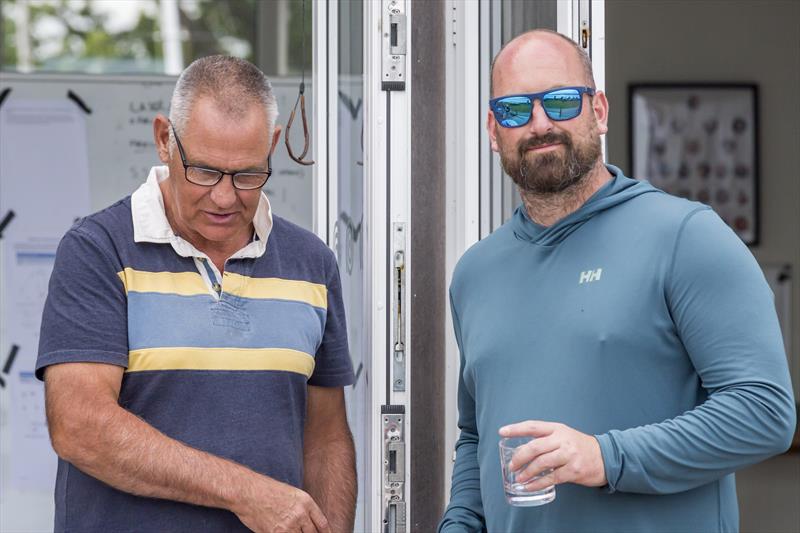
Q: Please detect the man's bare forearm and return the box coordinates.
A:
[45,362,332,532]
[304,433,357,533]
[46,378,260,514]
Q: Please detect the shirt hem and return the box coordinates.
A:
[36,350,128,380]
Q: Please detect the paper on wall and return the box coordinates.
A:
[0,99,91,490]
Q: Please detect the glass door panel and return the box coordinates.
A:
[481,0,560,236]
[333,1,368,531]
[257,0,315,230]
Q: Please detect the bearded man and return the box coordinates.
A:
[438,29,794,533]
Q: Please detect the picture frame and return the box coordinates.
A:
[629,83,759,245]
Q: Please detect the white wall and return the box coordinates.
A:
[605,1,800,531]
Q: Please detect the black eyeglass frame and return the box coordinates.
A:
[168,120,272,190]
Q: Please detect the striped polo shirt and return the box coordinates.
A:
[36,166,354,532]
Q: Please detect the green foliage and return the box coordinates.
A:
[1,1,18,66]
[180,0,256,61]
[1,0,261,73]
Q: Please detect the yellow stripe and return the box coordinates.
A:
[127,347,315,378]
[117,268,208,296]
[223,273,328,308]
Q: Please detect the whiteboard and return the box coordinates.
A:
[0,73,315,227]
[0,72,316,531]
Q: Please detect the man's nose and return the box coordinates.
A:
[209,174,238,208]
[527,100,554,136]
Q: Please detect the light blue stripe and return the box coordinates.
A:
[17,252,57,258]
[127,292,326,354]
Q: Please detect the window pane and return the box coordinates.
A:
[257,0,314,230]
[336,1,366,531]
[0,0,263,74]
[495,0,558,226]
[501,0,557,45]
[1,0,317,231]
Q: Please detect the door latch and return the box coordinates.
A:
[581,20,590,50]
[382,0,406,91]
[382,405,406,533]
[392,223,406,391]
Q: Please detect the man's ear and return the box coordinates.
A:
[487,111,500,153]
[153,114,171,163]
[591,90,609,136]
[269,124,283,157]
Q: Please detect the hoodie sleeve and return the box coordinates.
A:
[438,292,486,533]
[595,207,796,494]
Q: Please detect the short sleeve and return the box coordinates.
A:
[308,249,355,387]
[36,226,129,380]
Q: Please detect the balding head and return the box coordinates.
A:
[491,29,595,97]
[168,55,278,155]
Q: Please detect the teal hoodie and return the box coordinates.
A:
[439,166,795,533]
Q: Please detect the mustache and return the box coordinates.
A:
[518,132,572,153]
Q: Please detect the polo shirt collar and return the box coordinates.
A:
[131,165,272,259]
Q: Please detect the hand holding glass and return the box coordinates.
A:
[499,436,556,506]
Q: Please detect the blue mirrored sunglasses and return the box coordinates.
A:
[489,86,596,127]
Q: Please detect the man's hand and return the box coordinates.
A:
[499,421,607,491]
[235,476,331,533]
[45,362,329,532]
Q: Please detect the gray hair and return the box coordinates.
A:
[168,55,279,154]
[490,29,596,97]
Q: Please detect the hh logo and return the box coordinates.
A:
[579,268,603,284]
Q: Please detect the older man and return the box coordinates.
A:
[439,30,795,532]
[37,56,355,532]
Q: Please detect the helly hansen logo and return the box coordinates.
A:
[579,268,602,284]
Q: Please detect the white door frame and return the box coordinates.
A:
[312,0,329,242]
[364,0,413,528]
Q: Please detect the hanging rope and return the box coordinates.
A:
[285,0,314,166]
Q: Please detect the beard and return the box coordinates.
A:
[498,126,602,195]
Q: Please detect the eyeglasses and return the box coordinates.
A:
[489,86,596,128]
[169,120,272,190]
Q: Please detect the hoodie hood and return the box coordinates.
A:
[511,164,659,246]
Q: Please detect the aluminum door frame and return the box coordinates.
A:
[320,0,414,530]
[313,0,329,241]
[363,0,413,528]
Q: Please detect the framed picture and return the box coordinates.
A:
[629,83,759,245]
